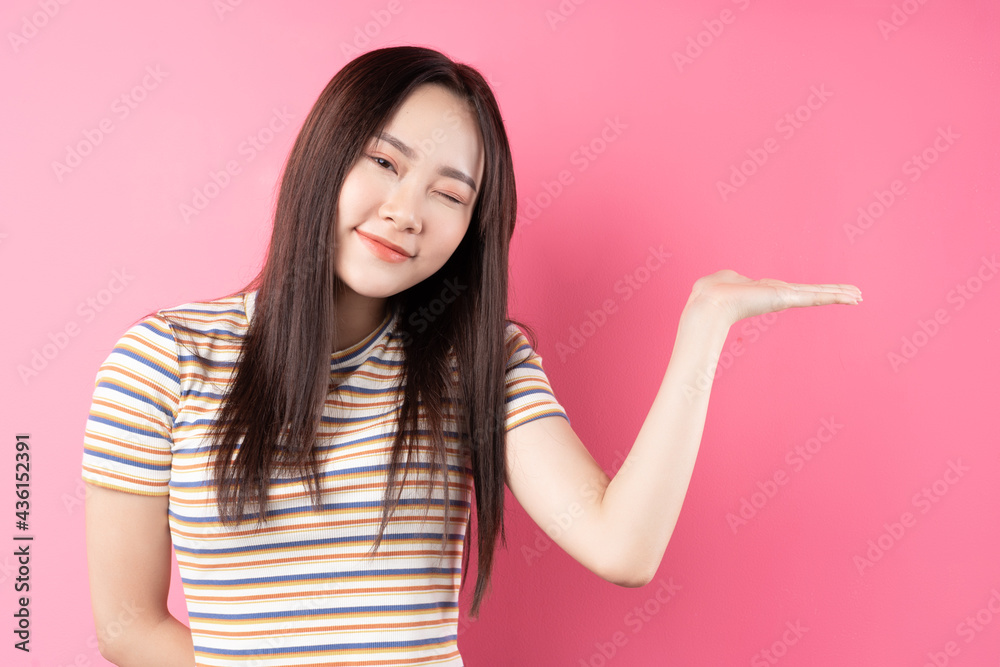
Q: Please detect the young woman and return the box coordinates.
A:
[81,45,861,666]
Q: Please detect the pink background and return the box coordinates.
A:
[2,1,998,665]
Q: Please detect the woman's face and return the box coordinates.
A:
[334,83,485,305]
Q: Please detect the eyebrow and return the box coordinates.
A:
[374,131,478,193]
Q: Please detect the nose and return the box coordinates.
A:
[379,181,422,233]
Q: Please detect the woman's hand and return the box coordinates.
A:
[685,269,862,328]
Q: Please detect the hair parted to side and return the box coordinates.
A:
[154,45,540,618]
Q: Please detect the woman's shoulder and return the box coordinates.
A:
[147,290,252,364]
[503,319,540,369]
[154,289,248,328]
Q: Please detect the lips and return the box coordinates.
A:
[355,229,412,258]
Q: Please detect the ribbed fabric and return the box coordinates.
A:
[81,289,569,666]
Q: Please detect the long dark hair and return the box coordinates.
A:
[152,45,535,618]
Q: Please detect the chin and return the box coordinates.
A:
[338,271,405,298]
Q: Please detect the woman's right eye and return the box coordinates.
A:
[369,155,394,170]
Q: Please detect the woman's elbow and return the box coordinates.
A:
[608,568,653,588]
[92,605,158,665]
[599,552,655,588]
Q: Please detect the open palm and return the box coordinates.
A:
[688,269,862,327]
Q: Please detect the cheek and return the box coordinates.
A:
[436,222,471,258]
[337,168,374,223]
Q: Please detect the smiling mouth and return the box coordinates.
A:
[355,229,412,262]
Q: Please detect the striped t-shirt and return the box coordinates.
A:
[81,288,569,666]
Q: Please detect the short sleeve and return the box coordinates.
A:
[503,324,570,432]
[81,314,180,496]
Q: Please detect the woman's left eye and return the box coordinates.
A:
[368,155,462,204]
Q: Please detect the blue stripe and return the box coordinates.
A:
[513,410,571,428]
[83,446,171,471]
[182,567,462,588]
[177,354,236,369]
[86,413,172,440]
[173,532,468,556]
[92,380,173,419]
[168,497,471,522]
[168,460,471,488]
[165,305,246,317]
[110,346,179,384]
[195,632,457,656]
[505,386,557,402]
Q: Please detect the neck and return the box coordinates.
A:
[333,287,388,352]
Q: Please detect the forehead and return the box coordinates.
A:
[380,84,485,181]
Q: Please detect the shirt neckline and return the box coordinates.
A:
[243,289,397,367]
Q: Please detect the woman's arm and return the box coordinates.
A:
[592,293,731,584]
[505,270,861,586]
[84,482,196,666]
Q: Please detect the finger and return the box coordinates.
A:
[784,282,861,292]
[782,288,861,307]
[785,282,862,297]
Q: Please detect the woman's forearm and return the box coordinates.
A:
[599,297,731,586]
[111,613,195,667]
